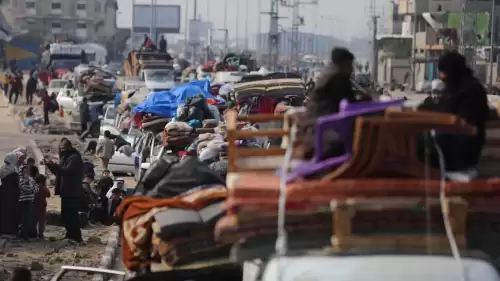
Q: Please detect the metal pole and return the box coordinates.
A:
[410,13,417,90]
[459,0,466,54]
[150,0,154,39]
[489,0,496,86]
[184,0,189,51]
[269,0,279,70]
[245,0,249,50]
[224,29,229,53]
[371,15,379,86]
[257,0,262,58]
[236,0,240,50]
[224,0,228,33]
[291,0,299,70]
[191,0,198,64]
[131,0,135,48]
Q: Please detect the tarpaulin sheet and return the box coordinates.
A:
[132,80,215,118]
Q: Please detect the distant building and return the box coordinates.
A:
[0,0,118,68]
[1,0,118,42]
[248,32,343,59]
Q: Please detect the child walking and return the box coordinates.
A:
[18,165,37,239]
[33,174,50,238]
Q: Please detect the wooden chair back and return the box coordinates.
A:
[226,111,289,173]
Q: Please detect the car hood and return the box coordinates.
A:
[145,80,176,91]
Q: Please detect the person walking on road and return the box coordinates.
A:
[96,130,115,170]
[44,139,85,242]
[40,90,51,125]
[3,74,9,97]
[8,73,21,104]
[79,97,90,139]
[25,73,37,105]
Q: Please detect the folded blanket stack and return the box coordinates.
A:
[118,185,230,271]
[163,121,197,147]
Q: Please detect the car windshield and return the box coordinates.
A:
[145,70,174,82]
[51,59,81,70]
[49,80,67,89]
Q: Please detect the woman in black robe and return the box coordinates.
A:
[0,152,21,236]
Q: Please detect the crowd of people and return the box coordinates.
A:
[0,138,124,245]
[305,47,488,174]
[0,148,48,239]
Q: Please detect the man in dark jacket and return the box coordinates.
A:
[45,139,85,242]
[79,97,90,137]
[302,47,369,163]
[9,73,21,104]
[159,36,167,53]
[25,75,37,105]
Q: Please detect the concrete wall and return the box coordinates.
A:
[378,57,411,85]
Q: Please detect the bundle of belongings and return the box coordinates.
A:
[210,103,500,264]
[196,122,267,179]
[163,121,197,147]
[79,68,114,95]
[117,152,229,272]
[176,94,216,127]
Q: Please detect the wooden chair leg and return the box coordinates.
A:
[331,200,355,251]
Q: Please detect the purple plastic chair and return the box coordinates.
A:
[286,98,405,182]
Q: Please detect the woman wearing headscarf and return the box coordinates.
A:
[424,51,489,172]
[0,152,22,235]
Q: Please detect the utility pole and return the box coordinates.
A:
[291,0,299,69]
[371,15,379,86]
[191,0,198,64]
[410,12,416,90]
[268,0,280,70]
[184,0,189,51]
[150,0,154,40]
[281,0,317,70]
[245,0,249,50]
[459,0,466,54]
[367,0,381,86]
[236,0,240,50]
[257,0,262,58]
[489,0,496,86]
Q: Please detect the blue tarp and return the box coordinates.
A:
[132,80,215,118]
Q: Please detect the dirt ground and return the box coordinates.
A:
[0,224,113,281]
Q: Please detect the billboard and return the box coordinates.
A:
[132,4,181,34]
[447,12,490,46]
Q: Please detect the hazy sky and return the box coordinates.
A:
[116,0,388,41]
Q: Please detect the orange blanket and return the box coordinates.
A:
[117,186,227,271]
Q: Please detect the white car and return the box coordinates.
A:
[261,255,500,281]
[104,128,143,175]
[47,79,68,97]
